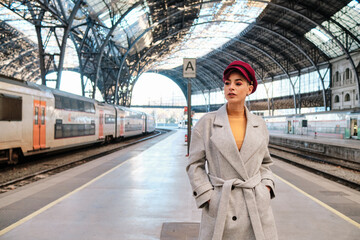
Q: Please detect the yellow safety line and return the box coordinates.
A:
[0,160,129,236]
[274,174,360,229]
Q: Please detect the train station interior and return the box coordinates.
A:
[0,0,360,239]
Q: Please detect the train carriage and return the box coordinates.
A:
[116,106,144,137]
[145,113,156,133]
[97,102,116,142]
[264,116,287,134]
[264,110,359,140]
[50,89,99,148]
[0,75,156,164]
[114,105,126,138]
[0,77,53,163]
[346,112,360,139]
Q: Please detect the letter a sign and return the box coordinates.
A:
[183,58,196,78]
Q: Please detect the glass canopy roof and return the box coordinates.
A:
[0,0,359,85]
[152,0,269,70]
[305,0,360,58]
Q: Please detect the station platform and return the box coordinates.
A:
[269,132,360,149]
[269,132,360,163]
[0,129,359,240]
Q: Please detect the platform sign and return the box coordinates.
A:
[183,58,196,78]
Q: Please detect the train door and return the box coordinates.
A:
[99,110,104,139]
[33,100,46,150]
[142,114,146,134]
[301,119,308,135]
[350,118,358,138]
[119,116,125,137]
[287,120,292,134]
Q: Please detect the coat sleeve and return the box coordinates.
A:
[260,122,276,199]
[186,128,214,208]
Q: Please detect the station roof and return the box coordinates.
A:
[0,0,359,104]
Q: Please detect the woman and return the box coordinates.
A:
[186,60,278,240]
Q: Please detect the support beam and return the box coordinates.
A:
[93,2,142,99]
[259,0,360,106]
[56,0,82,89]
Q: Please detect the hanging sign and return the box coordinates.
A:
[183,58,196,78]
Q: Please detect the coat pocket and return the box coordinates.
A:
[255,183,271,215]
[204,188,219,218]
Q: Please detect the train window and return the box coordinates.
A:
[55,95,62,109]
[0,93,22,121]
[78,100,84,112]
[35,107,39,125]
[55,123,96,139]
[41,107,45,125]
[55,124,63,138]
[73,124,79,136]
[84,102,90,113]
[105,114,115,124]
[70,98,78,111]
[63,124,72,137]
[62,97,71,110]
[84,102,95,113]
[54,94,94,113]
[302,120,308,127]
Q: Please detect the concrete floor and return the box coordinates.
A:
[0,129,359,239]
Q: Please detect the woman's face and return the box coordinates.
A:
[224,71,253,104]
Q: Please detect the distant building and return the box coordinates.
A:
[331,52,360,110]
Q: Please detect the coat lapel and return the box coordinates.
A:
[239,106,263,164]
[210,104,248,180]
[210,104,263,180]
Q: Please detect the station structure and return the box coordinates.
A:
[1,1,360,240]
[0,0,359,114]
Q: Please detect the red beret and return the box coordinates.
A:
[223,60,257,94]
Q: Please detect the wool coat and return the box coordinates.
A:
[186,104,278,240]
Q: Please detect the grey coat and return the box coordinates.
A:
[186,104,278,240]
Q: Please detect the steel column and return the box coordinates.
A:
[55,0,82,89]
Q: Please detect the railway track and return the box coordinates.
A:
[0,129,169,193]
[269,144,360,191]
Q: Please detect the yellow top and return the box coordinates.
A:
[228,110,247,150]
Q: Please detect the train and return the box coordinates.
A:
[0,75,156,164]
[264,109,360,140]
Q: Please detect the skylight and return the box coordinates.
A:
[0,7,37,45]
[152,0,269,70]
[305,0,360,58]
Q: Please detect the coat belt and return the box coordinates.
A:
[208,173,265,240]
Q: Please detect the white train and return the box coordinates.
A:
[264,109,360,140]
[0,75,156,164]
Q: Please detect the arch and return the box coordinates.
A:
[131,72,186,106]
[345,93,351,102]
[334,95,339,103]
[113,0,331,105]
[93,2,142,99]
